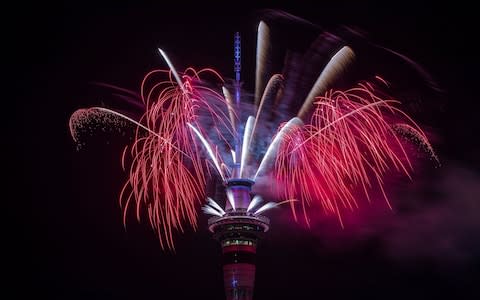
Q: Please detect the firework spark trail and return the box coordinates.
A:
[207,197,226,215]
[254,117,304,180]
[255,21,271,106]
[393,123,439,163]
[253,199,298,215]
[187,123,226,181]
[157,49,186,92]
[240,116,255,178]
[297,46,355,120]
[249,74,284,150]
[69,107,193,156]
[222,86,238,135]
[226,188,236,211]
[247,195,263,212]
[202,205,224,217]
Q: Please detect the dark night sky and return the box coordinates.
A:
[13,1,480,299]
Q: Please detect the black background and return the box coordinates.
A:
[14,1,479,299]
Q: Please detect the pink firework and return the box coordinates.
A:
[121,63,239,250]
[71,51,236,249]
[70,22,438,250]
[273,83,436,226]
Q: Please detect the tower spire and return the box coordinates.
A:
[234,32,241,84]
[233,32,242,171]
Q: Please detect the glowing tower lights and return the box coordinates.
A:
[208,179,269,300]
[234,32,241,83]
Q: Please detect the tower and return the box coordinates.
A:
[208,179,269,300]
[207,32,269,300]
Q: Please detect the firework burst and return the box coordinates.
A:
[70,21,438,250]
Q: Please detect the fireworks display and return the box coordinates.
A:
[20,2,480,299]
[69,20,438,251]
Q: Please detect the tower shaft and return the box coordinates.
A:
[222,244,257,300]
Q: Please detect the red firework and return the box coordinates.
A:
[274,83,436,227]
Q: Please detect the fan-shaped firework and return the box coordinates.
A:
[70,20,438,250]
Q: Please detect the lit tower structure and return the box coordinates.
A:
[233,31,242,169]
[207,32,270,300]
